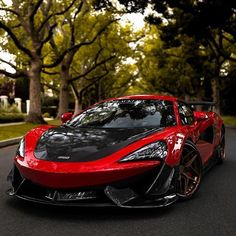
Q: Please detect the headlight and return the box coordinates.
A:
[120,141,167,162]
[16,138,25,157]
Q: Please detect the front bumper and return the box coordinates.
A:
[7,162,178,208]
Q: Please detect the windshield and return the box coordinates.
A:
[67,99,176,128]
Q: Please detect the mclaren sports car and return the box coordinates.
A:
[7,95,225,208]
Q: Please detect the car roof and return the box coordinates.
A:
[105,94,177,102]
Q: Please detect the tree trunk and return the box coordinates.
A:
[25,60,46,124]
[74,96,82,115]
[211,78,220,114]
[57,51,76,118]
[57,68,70,118]
[71,83,82,115]
[196,91,203,111]
[184,94,190,102]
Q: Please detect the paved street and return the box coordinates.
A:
[0,128,235,236]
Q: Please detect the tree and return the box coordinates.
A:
[35,1,140,117]
[122,25,208,100]
[0,75,15,99]
[0,0,79,123]
[68,21,140,112]
[149,0,236,113]
[56,11,117,117]
[96,0,236,113]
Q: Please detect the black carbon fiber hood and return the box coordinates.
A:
[34,126,163,162]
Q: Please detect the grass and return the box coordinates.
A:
[0,119,61,141]
[222,116,236,126]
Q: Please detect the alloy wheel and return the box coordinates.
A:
[177,142,202,199]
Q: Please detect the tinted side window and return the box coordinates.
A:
[178,102,194,125]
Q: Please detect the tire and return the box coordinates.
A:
[176,140,202,200]
[217,127,226,165]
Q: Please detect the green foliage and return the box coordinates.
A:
[43,112,50,118]
[0,76,14,97]
[41,1,143,109]
[0,104,20,113]
[0,104,24,123]
[42,96,58,107]
[122,26,204,98]
[42,106,57,118]
[222,116,236,126]
[1,0,235,117]
[0,113,25,123]
[0,0,149,116]
[95,0,236,115]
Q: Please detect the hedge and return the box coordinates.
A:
[0,113,25,123]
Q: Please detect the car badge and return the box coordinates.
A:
[57,156,71,160]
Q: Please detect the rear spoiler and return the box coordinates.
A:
[187,101,215,111]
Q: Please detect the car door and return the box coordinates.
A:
[177,101,214,164]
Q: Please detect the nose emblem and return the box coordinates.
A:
[57,156,70,160]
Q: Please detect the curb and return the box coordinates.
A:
[0,118,54,127]
[0,137,22,148]
[0,122,25,127]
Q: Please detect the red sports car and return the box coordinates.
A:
[7,95,225,208]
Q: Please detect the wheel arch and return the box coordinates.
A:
[186,137,193,143]
[176,139,202,199]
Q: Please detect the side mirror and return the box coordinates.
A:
[194,111,208,122]
[61,112,73,123]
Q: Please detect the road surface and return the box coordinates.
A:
[0,128,235,236]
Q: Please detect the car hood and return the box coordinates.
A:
[34,126,164,162]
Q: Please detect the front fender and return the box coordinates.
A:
[165,130,190,167]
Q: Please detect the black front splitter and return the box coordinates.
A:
[104,186,178,208]
[7,189,178,209]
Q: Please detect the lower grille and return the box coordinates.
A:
[46,190,99,201]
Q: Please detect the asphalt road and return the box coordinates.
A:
[0,129,236,236]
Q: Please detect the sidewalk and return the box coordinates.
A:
[0,136,22,148]
[0,122,25,127]
[0,118,53,127]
